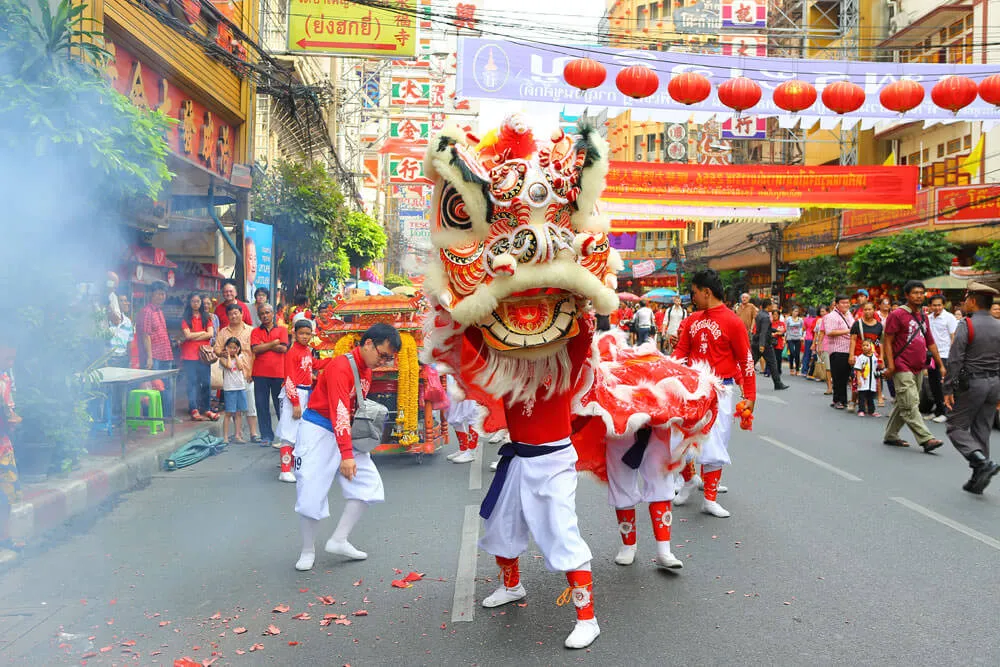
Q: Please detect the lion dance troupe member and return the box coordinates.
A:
[444,373,480,464]
[277,319,326,483]
[292,324,401,571]
[672,269,757,518]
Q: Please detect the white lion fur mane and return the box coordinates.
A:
[474,343,572,405]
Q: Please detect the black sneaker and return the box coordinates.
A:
[250,435,262,444]
[964,460,1000,495]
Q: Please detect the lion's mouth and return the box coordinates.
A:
[480,288,579,351]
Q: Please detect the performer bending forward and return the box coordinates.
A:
[477,317,600,649]
[672,270,756,518]
[292,324,400,571]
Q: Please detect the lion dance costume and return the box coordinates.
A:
[421,115,719,650]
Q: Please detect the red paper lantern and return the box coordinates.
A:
[979,74,1000,107]
[772,79,817,113]
[931,75,978,114]
[616,65,660,99]
[821,80,865,114]
[717,77,762,113]
[563,58,607,92]
[879,79,925,115]
[668,72,711,106]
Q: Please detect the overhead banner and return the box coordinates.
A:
[610,219,688,232]
[936,184,1000,225]
[287,0,417,57]
[604,162,920,209]
[841,190,932,239]
[456,37,1000,123]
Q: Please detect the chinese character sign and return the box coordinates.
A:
[720,33,767,57]
[721,0,766,29]
[391,77,431,106]
[390,117,430,140]
[389,155,432,184]
[722,114,766,140]
[288,0,417,57]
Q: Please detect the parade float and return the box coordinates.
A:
[313,290,447,460]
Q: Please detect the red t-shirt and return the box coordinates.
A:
[884,306,929,373]
[283,342,314,407]
[772,318,786,351]
[180,314,213,361]
[672,304,757,402]
[215,300,252,327]
[654,309,665,329]
[250,325,289,378]
[307,347,371,458]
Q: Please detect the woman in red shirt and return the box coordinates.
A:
[181,293,218,421]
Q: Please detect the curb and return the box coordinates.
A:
[8,424,223,545]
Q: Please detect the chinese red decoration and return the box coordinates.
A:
[772,79,817,113]
[667,72,711,105]
[931,75,978,114]
[717,77,761,113]
[563,58,607,92]
[821,80,865,114]
[978,74,1000,107]
[616,65,660,99]
[878,79,924,115]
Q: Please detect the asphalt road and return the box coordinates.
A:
[1,377,998,666]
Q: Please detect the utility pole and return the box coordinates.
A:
[674,232,683,293]
[768,222,782,303]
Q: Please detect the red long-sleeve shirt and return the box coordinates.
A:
[306,347,371,459]
[283,342,315,407]
[672,304,757,402]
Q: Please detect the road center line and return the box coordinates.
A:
[758,435,863,482]
[890,496,1000,552]
[451,504,480,623]
[469,447,483,491]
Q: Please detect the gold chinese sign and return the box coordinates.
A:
[288,0,417,57]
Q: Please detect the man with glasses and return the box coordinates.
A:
[292,323,401,572]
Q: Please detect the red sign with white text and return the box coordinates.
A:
[936,184,1000,225]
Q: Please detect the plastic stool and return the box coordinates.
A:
[126,389,164,435]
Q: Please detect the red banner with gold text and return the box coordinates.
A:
[604,162,919,210]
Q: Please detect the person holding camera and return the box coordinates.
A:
[943,282,1000,495]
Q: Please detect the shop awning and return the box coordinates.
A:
[877,5,972,48]
[706,222,774,271]
[129,245,177,269]
[922,274,971,290]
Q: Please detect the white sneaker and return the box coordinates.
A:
[295,551,315,571]
[655,550,683,569]
[451,450,475,464]
[614,544,637,566]
[482,584,526,608]
[324,538,368,560]
[278,471,296,483]
[489,460,499,472]
[701,499,731,518]
[564,618,600,649]
[446,450,461,460]
[932,415,947,424]
[674,480,697,506]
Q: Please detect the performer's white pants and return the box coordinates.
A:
[478,444,592,573]
[697,385,736,470]
[446,399,478,432]
[605,431,676,508]
[293,420,384,520]
[277,388,309,444]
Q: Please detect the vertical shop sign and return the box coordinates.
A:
[391,76,431,106]
[243,221,274,301]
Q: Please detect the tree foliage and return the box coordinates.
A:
[785,256,849,308]
[384,272,413,289]
[848,230,956,288]
[341,210,388,270]
[251,160,347,300]
[974,240,1000,273]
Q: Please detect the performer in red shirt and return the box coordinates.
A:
[276,319,328,483]
[292,324,401,572]
[671,269,757,518]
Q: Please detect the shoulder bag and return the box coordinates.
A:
[346,353,389,453]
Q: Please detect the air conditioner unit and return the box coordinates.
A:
[890,10,913,34]
[635,151,643,161]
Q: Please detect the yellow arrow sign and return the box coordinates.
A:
[287,0,417,57]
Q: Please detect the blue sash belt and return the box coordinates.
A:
[621,427,652,470]
[302,408,332,433]
[479,442,571,520]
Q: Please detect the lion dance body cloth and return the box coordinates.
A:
[420,115,720,650]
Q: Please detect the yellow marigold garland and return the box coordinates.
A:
[397,333,420,445]
[333,333,359,358]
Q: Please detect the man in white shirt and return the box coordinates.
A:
[662,296,686,353]
[926,295,958,422]
[633,300,655,346]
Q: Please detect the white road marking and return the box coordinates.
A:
[891,496,1000,552]
[758,436,863,482]
[452,504,480,623]
[469,446,482,491]
[757,395,788,405]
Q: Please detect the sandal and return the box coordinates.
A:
[191,410,206,421]
[883,438,910,448]
[204,411,219,421]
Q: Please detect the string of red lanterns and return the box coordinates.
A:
[560,58,990,116]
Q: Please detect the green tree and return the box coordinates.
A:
[785,256,849,307]
[974,239,1000,273]
[251,160,347,299]
[341,210,388,274]
[384,272,413,289]
[848,230,956,288]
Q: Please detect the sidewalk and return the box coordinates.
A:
[4,419,223,558]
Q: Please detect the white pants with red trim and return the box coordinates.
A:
[446,399,478,432]
[478,441,592,573]
[605,431,676,508]
[698,385,736,469]
[293,420,384,520]
[277,388,309,444]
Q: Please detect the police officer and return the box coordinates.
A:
[943,282,1000,495]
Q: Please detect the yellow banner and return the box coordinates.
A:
[288,0,417,57]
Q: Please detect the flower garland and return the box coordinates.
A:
[397,333,420,445]
[333,333,359,358]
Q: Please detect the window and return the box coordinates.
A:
[687,222,696,238]
[907,151,920,165]
[900,155,907,165]
[948,19,964,39]
[637,5,646,29]
[656,231,666,240]
[922,148,930,161]
[703,221,714,235]
[937,144,945,158]
[947,138,962,154]
[650,3,659,21]
[964,134,973,149]
[634,136,643,160]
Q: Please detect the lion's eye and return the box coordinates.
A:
[438,185,472,231]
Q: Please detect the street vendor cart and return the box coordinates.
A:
[313,291,448,461]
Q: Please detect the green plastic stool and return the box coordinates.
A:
[126,389,164,435]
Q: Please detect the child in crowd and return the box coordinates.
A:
[220,337,251,443]
[853,339,880,417]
